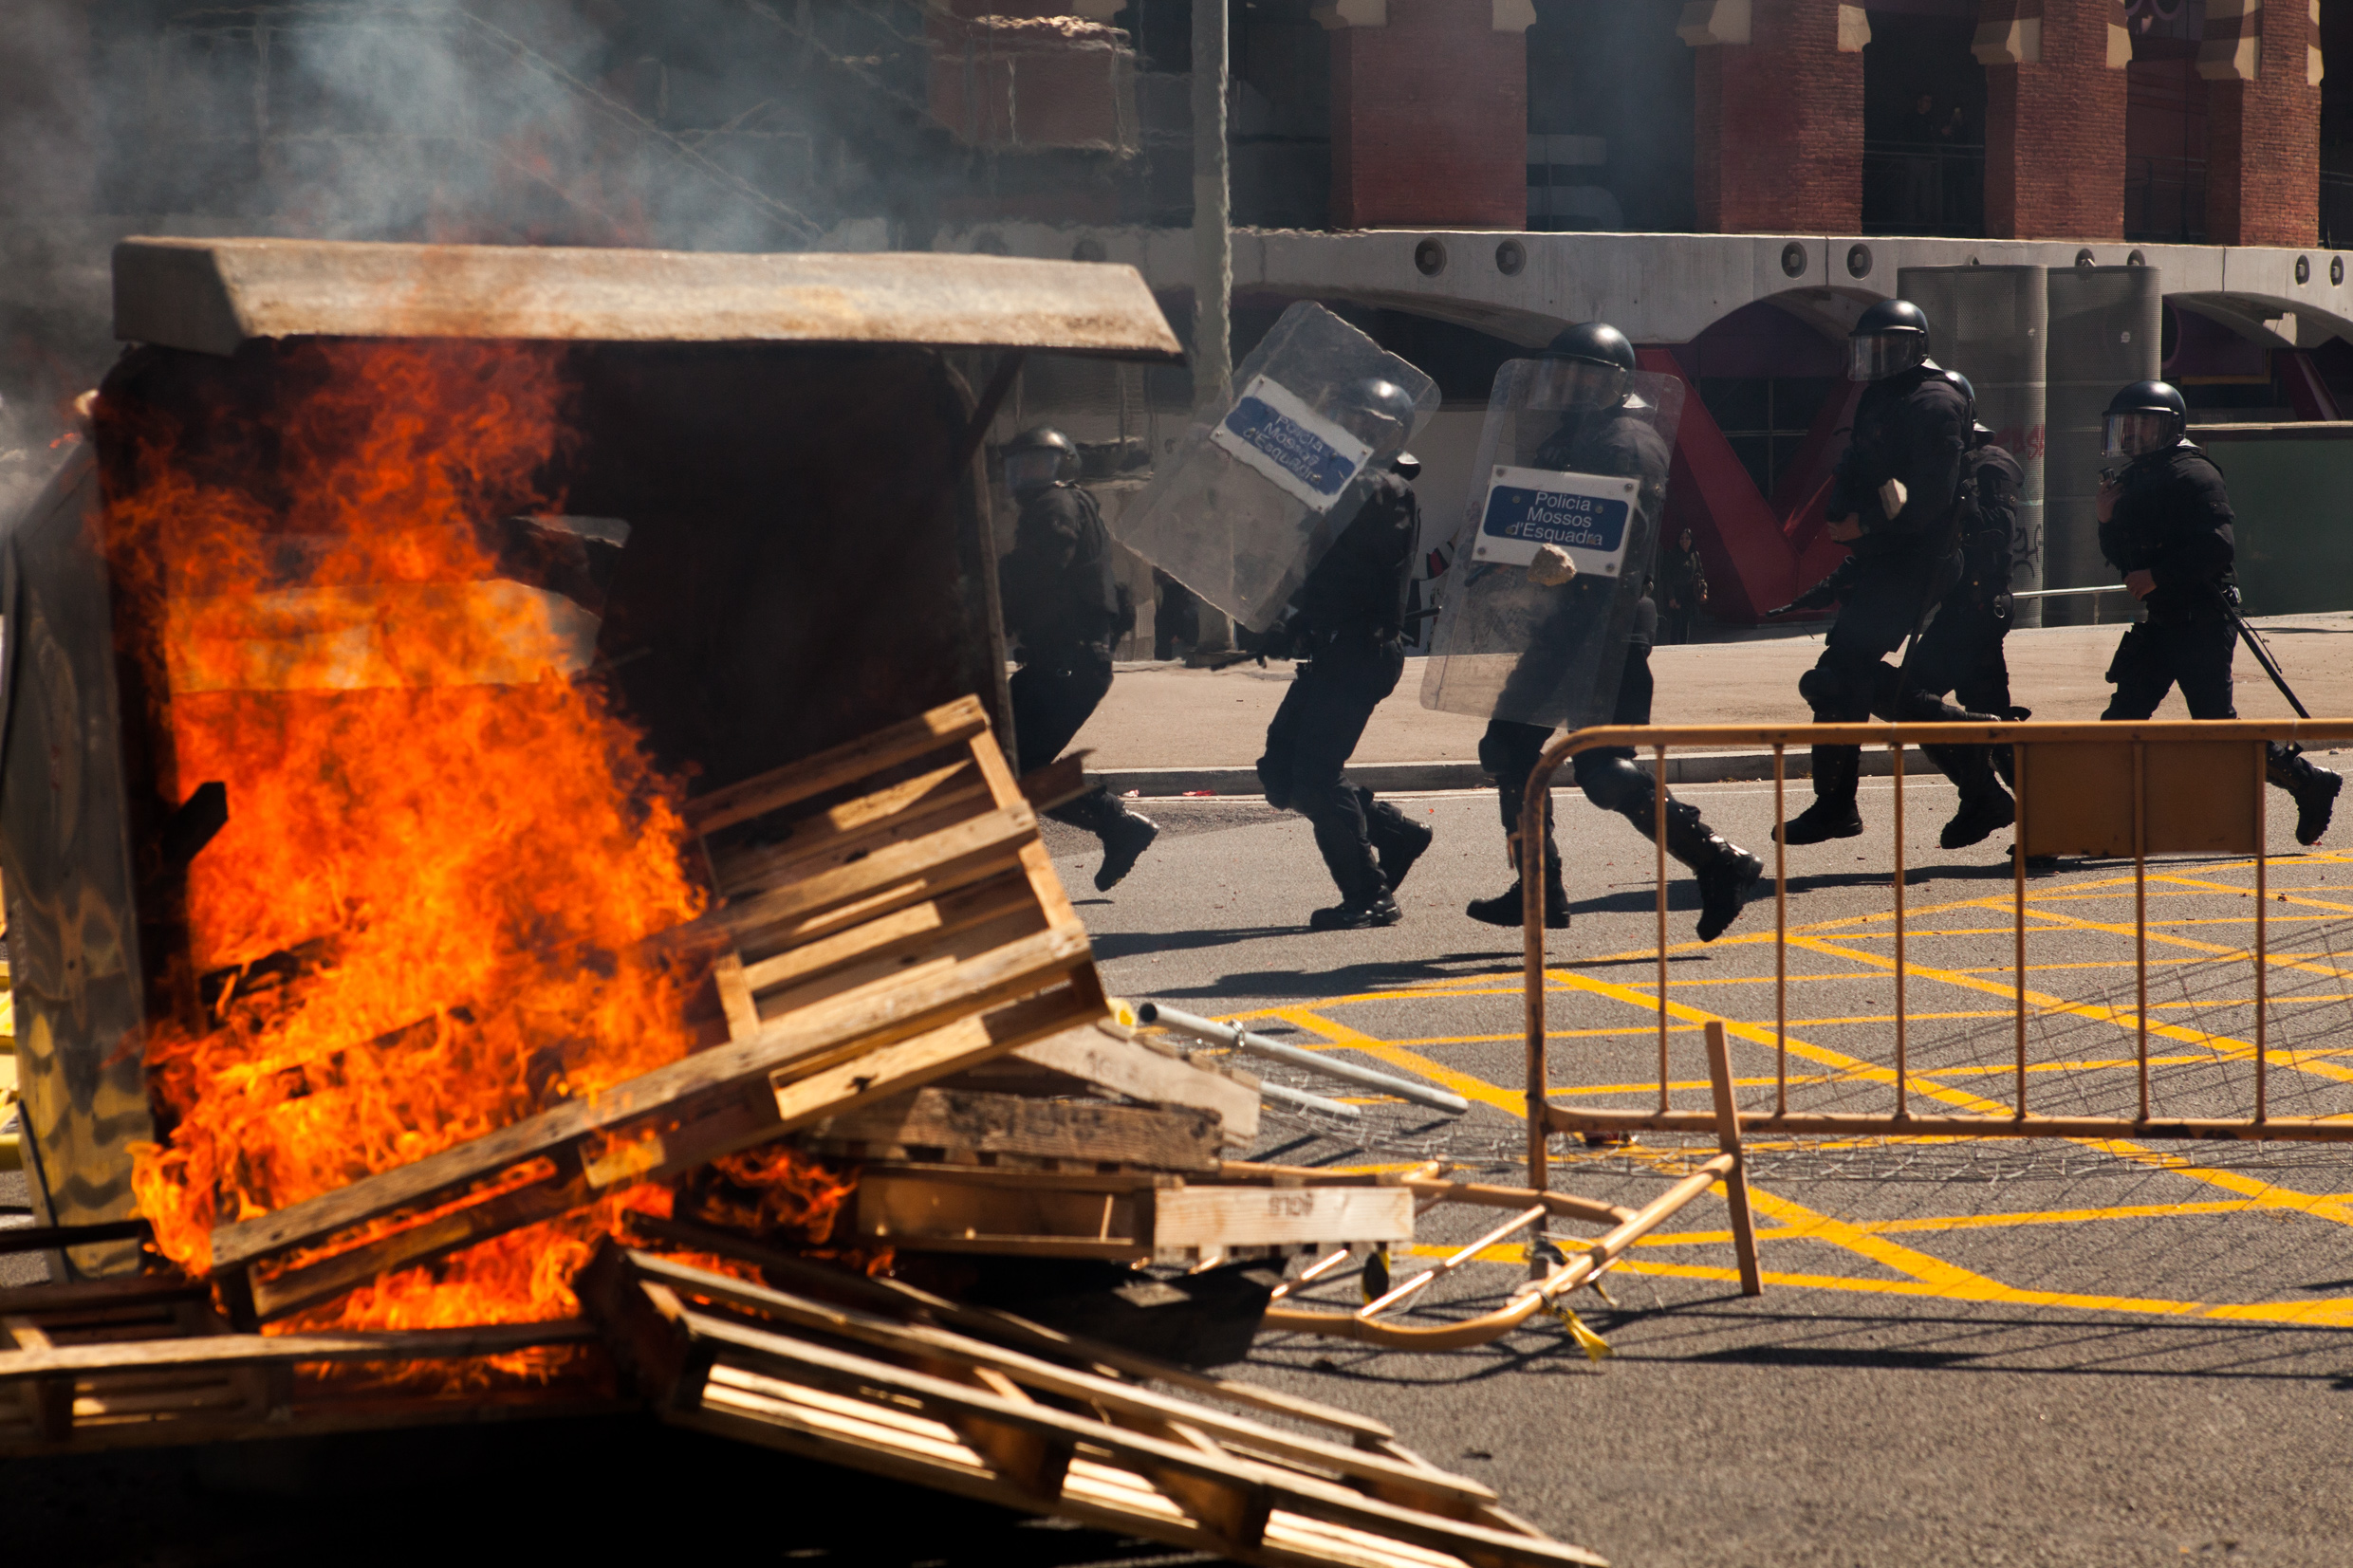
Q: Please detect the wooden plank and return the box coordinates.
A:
[211,923,1093,1280]
[683,696,990,833]
[0,1277,210,1316]
[0,1320,595,1385]
[711,759,976,891]
[748,903,1049,1026]
[768,988,1106,1134]
[713,953,760,1042]
[1152,1188,1415,1252]
[738,873,1033,996]
[798,1087,1221,1171]
[1015,752,1091,813]
[689,805,1036,947]
[965,732,1085,933]
[716,780,996,902]
[992,1024,1262,1146]
[853,1170,1153,1255]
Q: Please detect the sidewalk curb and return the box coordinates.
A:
[1090,748,1902,798]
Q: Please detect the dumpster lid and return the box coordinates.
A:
[112,237,1184,361]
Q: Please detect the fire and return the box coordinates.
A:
[115,339,708,1334]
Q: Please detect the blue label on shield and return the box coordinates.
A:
[1480,485,1631,554]
[1221,395,1360,501]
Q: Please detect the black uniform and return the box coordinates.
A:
[999,482,1156,881]
[1256,471,1432,912]
[2097,442,2340,840]
[1789,362,1971,826]
[1472,407,1760,940]
[1864,435,2027,839]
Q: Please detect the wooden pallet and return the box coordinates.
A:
[958,1015,1265,1148]
[0,1272,611,1455]
[581,1242,1605,1568]
[793,1085,1225,1172]
[206,697,1108,1327]
[852,1164,1416,1266]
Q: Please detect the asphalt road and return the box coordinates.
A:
[1046,775,2353,1568]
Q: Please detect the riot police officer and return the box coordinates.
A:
[2096,380,2341,843]
[1779,298,1973,846]
[1869,401,2025,845]
[1255,385,1436,930]
[1465,323,1764,941]
[996,426,1159,888]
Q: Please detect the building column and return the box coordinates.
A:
[1680,1,1866,234]
[1322,0,1533,230]
[2202,0,2324,245]
[1974,1,2130,240]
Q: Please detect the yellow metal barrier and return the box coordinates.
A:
[1519,719,2353,1190]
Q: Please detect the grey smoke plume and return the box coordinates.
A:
[0,0,954,434]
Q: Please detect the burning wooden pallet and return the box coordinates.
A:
[206,698,1107,1326]
[581,1240,1604,1568]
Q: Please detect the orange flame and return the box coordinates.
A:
[116,340,707,1337]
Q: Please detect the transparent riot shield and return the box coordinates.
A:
[1419,363,1684,731]
[1112,302,1437,631]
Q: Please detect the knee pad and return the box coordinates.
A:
[1573,752,1652,815]
[1478,728,1540,778]
[1799,659,1873,722]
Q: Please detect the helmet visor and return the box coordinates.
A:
[1529,359,1631,413]
[1847,332,1927,382]
[2103,411,2177,458]
[1004,448,1065,491]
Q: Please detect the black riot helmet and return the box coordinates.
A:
[1002,426,1080,493]
[1848,297,1933,382]
[2102,379,2188,458]
[1335,377,1418,455]
[1535,322,1638,412]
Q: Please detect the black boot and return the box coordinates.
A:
[1903,694,2014,850]
[2270,744,2344,846]
[1467,832,1569,929]
[1052,788,1159,890]
[1776,746,1863,844]
[1309,813,1398,931]
[1367,799,1435,893]
[1925,743,2015,849]
[1656,798,1765,942]
[1311,892,1402,931]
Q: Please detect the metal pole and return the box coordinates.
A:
[1656,745,1670,1114]
[2134,739,2149,1121]
[1137,1004,1471,1114]
[1191,0,1232,415]
[1773,743,1788,1118]
[2256,743,2270,1121]
[2013,742,2029,1118]
[1893,742,1908,1119]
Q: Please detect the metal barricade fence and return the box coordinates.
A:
[1262,717,2353,1351]
[1520,719,2353,1193]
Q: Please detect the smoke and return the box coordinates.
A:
[0,0,942,453]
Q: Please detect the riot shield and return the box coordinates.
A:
[1112,302,1437,631]
[1419,362,1684,731]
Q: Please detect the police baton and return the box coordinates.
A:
[2215,591,2313,720]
